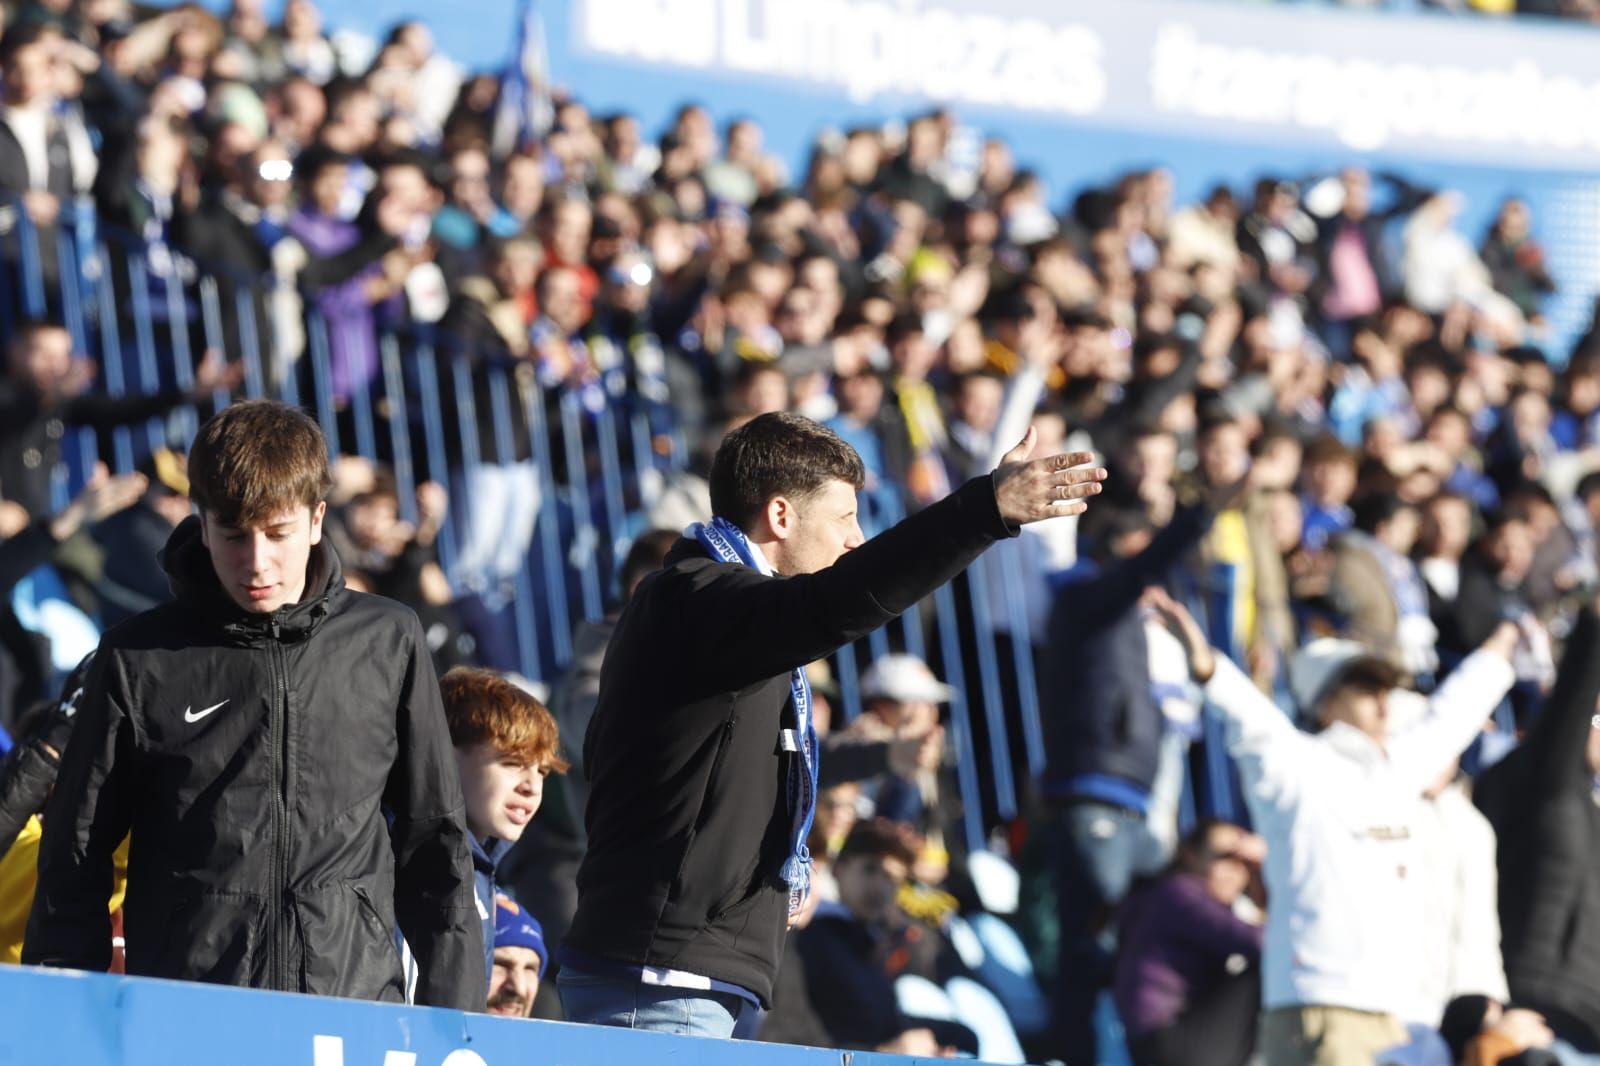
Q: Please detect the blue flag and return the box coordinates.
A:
[492,0,555,159]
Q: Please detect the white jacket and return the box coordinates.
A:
[1204,649,1514,1015]
[1407,783,1510,1025]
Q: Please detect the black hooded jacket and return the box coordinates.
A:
[24,516,485,1010]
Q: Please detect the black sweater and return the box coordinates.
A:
[1040,504,1213,796]
[1476,608,1600,1051]
[563,475,1017,1006]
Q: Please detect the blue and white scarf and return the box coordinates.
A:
[688,516,819,915]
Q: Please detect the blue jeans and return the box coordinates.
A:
[1051,801,1151,1065]
[558,971,748,1039]
[1551,1039,1600,1066]
[450,459,542,610]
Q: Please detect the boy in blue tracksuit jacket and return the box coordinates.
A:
[440,667,569,987]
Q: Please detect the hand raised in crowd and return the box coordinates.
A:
[1480,620,1523,663]
[1142,585,1217,684]
[56,356,98,400]
[0,499,30,539]
[1019,311,1066,374]
[48,464,148,542]
[992,426,1106,526]
[887,724,945,780]
[876,1028,955,1058]
[1485,1007,1554,1055]
[21,190,61,227]
[416,481,449,529]
[191,348,244,397]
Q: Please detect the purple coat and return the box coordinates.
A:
[288,208,380,401]
[1112,872,1264,1038]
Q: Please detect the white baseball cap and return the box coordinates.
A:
[859,654,956,704]
[1288,638,1403,722]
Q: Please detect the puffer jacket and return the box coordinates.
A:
[24,516,484,1010]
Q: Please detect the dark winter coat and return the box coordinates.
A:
[24,517,484,1010]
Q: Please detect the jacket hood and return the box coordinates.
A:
[158,515,344,642]
[470,834,513,876]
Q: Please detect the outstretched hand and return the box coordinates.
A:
[1142,586,1216,684]
[49,464,148,541]
[992,426,1106,527]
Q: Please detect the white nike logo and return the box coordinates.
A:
[184,700,229,723]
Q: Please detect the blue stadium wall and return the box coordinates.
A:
[0,966,952,1065]
[165,0,1600,359]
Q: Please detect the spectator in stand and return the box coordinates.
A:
[0,466,147,730]
[328,473,470,672]
[1427,405,1501,513]
[1,23,89,293]
[487,895,548,1019]
[946,370,1008,481]
[1406,734,1510,1033]
[1167,186,1243,279]
[1113,819,1266,1066]
[797,819,974,1056]
[536,194,597,314]
[885,311,953,508]
[286,146,401,403]
[25,401,486,1009]
[839,654,951,880]
[0,653,131,966]
[278,0,335,86]
[1039,471,1248,1065]
[439,666,568,989]
[1331,317,1418,440]
[1150,588,1520,1066]
[1328,494,1438,677]
[432,142,519,269]
[0,320,233,519]
[559,412,1104,1039]
[1416,491,1479,668]
[1402,193,1512,324]
[1236,177,1315,319]
[92,448,193,627]
[1307,169,1429,358]
[1448,508,1536,659]
[825,366,911,505]
[1475,604,1600,1063]
[1299,435,1360,552]
[1553,354,1600,451]
[1481,198,1556,322]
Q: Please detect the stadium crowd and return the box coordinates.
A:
[2,0,1600,1064]
[1307,0,1600,19]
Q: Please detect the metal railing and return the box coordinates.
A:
[1,194,1256,853]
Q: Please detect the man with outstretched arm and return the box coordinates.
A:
[1147,587,1521,1066]
[558,410,1106,1038]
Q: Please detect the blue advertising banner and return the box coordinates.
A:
[569,0,1600,172]
[160,0,1600,353]
[0,966,958,1065]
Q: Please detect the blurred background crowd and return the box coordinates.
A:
[2,0,1600,1064]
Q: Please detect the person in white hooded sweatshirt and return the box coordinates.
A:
[1143,587,1520,1066]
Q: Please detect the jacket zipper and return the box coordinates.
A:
[269,617,291,991]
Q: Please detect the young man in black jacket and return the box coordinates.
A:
[25,401,485,1010]
[558,410,1106,1038]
